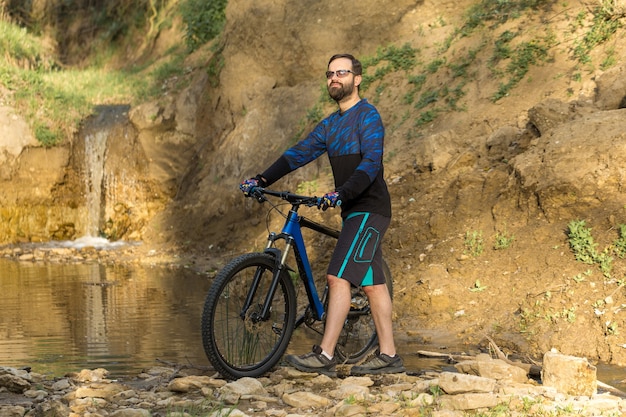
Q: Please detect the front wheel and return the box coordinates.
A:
[201,253,296,379]
[334,258,393,363]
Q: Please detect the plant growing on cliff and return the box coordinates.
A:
[571,1,623,65]
[179,0,227,51]
[613,224,626,258]
[491,35,555,102]
[567,219,616,278]
[360,43,419,92]
[494,230,515,250]
[464,230,484,257]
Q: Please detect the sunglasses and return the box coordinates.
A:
[325,69,354,79]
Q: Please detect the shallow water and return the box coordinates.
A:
[0,258,212,377]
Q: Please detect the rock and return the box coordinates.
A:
[311,373,335,388]
[541,350,597,396]
[109,409,151,417]
[51,378,71,391]
[454,354,529,383]
[439,392,502,410]
[74,382,126,399]
[406,392,435,407]
[70,368,109,382]
[511,107,626,221]
[438,372,497,394]
[329,383,370,401]
[0,352,623,417]
[28,400,70,416]
[167,375,227,392]
[217,377,267,404]
[0,406,26,417]
[340,376,374,387]
[333,402,368,416]
[0,373,31,394]
[282,391,331,408]
[527,99,577,135]
[413,130,462,173]
[595,64,626,110]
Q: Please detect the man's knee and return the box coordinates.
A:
[327,274,348,288]
[363,283,390,297]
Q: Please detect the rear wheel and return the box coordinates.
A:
[201,253,296,379]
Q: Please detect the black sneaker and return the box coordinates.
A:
[350,351,406,375]
[285,345,337,377]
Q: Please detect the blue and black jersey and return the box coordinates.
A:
[261,99,391,219]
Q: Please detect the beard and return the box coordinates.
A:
[328,80,355,102]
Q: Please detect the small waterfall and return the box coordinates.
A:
[84,130,108,237]
[65,104,135,248]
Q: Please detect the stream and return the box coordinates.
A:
[0,257,212,377]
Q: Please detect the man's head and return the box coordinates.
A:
[326,54,362,103]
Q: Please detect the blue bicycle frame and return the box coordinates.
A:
[251,191,340,326]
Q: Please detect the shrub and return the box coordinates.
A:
[180,0,228,51]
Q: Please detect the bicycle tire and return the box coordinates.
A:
[201,252,296,379]
[333,258,393,364]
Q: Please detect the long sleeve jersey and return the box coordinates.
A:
[261,99,391,219]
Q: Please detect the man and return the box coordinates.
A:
[240,53,404,377]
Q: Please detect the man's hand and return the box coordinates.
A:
[318,191,342,211]
[240,177,260,196]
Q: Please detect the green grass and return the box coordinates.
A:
[464,230,485,257]
[572,2,623,65]
[360,43,419,92]
[0,1,225,146]
[491,35,554,101]
[3,63,141,145]
[0,20,55,70]
[494,230,515,250]
[567,219,617,278]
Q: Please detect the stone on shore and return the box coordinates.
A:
[542,349,597,396]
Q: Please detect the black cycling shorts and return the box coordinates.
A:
[327,212,390,287]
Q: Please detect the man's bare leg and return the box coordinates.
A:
[363,283,396,356]
[319,274,351,356]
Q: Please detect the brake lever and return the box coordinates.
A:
[250,188,266,203]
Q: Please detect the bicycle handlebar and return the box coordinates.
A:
[250,187,341,237]
[249,187,320,207]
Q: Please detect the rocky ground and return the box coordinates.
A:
[1,351,625,417]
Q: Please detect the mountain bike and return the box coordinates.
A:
[201,188,393,380]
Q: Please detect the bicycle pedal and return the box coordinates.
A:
[350,296,368,310]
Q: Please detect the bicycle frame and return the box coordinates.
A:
[241,196,339,329]
[265,206,339,323]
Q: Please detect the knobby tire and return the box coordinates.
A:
[201,253,296,380]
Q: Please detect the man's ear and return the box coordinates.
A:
[354,74,362,88]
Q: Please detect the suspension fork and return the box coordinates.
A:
[241,232,294,323]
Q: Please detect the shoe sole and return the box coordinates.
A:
[350,365,406,376]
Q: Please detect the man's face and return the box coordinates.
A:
[326,57,359,102]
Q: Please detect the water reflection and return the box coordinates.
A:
[0,259,212,377]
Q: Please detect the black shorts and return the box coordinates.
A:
[327,212,390,287]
